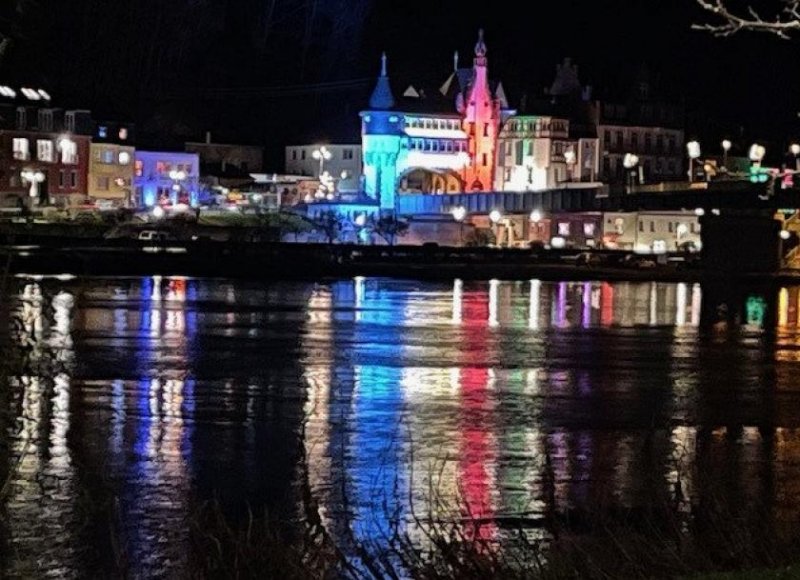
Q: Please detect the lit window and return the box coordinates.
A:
[37,140,53,162]
[98,126,108,138]
[119,128,128,140]
[118,151,131,165]
[102,149,114,164]
[60,139,78,164]
[583,222,595,236]
[156,161,171,174]
[134,159,143,177]
[558,222,570,236]
[13,138,29,160]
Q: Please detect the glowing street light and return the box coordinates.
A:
[451,205,467,245]
[530,209,542,223]
[686,141,701,182]
[152,205,165,219]
[311,146,332,178]
[623,153,639,189]
[722,139,732,171]
[21,170,45,205]
[790,143,800,172]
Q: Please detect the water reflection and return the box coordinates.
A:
[9,277,800,576]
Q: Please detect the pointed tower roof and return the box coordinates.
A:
[368,52,395,110]
[475,29,487,58]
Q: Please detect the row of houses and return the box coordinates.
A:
[0,88,270,210]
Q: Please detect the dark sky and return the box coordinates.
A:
[1,0,797,162]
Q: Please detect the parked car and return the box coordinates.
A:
[622,254,657,269]
[137,230,170,242]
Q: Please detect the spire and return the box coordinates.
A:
[454,50,459,72]
[368,51,395,110]
[475,29,487,58]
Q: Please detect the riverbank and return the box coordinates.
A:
[2,238,798,284]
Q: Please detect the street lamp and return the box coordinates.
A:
[451,205,467,245]
[530,209,542,223]
[721,139,732,172]
[790,143,800,171]
[311,146,332,179]
[623,153,639,190]
[686,141,701,182]
[489,209,503,247]
[564,147,577,183]
[168,169,187,205]
[21,170,45,205]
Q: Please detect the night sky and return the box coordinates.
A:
[1,0,797,164]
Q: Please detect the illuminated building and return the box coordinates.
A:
[133,150,200,207]
[88,121,135,208]
[0,87,92,207]
[360,31,512,209]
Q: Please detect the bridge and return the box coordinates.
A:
[395,180,798,274]
[395,180,795,215]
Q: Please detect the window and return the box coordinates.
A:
[135,159,143,177]
[482,153,487,167]
[631,133,638,149]
[58,170,65,188]
[98,126,108,139]
[614,217,625,234]
[16,108,26,129]
[343,148,354,160]
[292,150,297,160]
[96,176,110,190]
[583,222,595,236]
[37,140,53,162]
[119,128,128,141]
[639,221,644,233]
[644,134,652,152]
[65,112,76,133]
[668,222,674,233]
[483,124,489,137]
[691,223,697,234]
[649,221,655,233]
[13,138,29,160]
[60,139,78,164]
[656,135,664,152]
[70,170,77,188]
[156,161,171,174]
[558,222,571,236]
[505,142,512,156]
[616,131,623,146]
[118,151,131,165]
[301,150,306,160]
[527,141,533,155]
[604,130,611,144]
[102,149,114,164]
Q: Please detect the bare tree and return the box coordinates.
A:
[694,0,800,38]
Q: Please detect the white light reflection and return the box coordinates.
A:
[489,279,499,327]
[354,276,365,323]
[452,279,463,324]
[691,284,702,327]
[676,283,687,327]
[649,282,658,326]
[529,279,540,330]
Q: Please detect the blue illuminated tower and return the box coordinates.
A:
[360,53,403,210]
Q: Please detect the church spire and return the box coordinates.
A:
[368,52,395,110]
[474,28,487,62]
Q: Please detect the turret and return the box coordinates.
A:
[360,53,403,209]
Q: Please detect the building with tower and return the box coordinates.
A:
[360,30,513,210]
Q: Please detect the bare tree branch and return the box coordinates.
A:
[693,0,800,38]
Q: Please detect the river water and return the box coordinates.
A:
[2,275,800,577]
